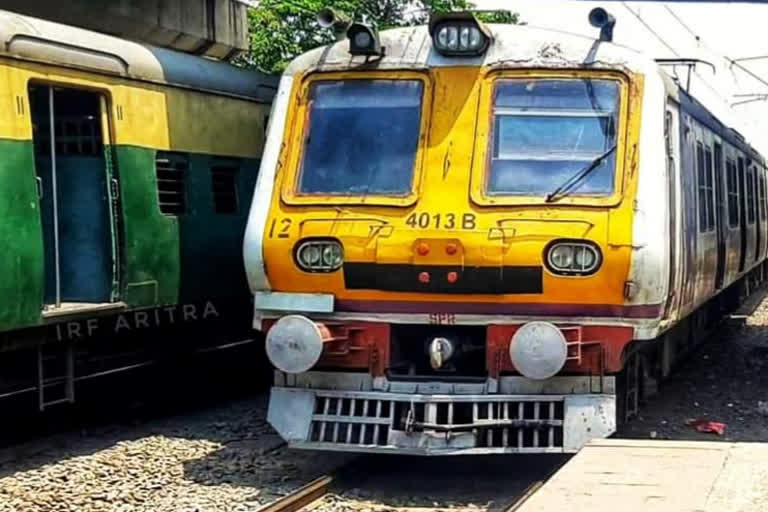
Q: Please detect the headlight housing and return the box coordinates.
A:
[545,240,602,276]
[295,239,344,272]
[429,12,490,56]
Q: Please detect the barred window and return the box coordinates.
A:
[155,152,188,215]
[211,161,239,214]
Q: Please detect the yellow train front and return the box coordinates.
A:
[244,10,768,454]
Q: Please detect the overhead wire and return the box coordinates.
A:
[623,2,729,102]
[621,2,680,56]
[663,5,699,43]
[665,3,768,103]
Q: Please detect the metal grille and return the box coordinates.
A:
[211,165,239,214]
[155,152,188,215]
[309,396,392,446]
[307,393,564,451]
[470,400,564,449]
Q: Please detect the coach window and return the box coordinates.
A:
[697,142,714,232]
[747,165,756,224]
[705,146,715,229]
[759,171,767,221]
[726,157,739,228]
[211,158,240,214]
[155,151,188,215]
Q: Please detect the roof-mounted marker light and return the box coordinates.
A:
[588,7,616,43]
[347,22,383,57]
[429,12,491,56]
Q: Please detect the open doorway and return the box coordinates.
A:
[29,85,118,311]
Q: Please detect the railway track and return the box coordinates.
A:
[257,455,568,512]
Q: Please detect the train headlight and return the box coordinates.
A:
[509,322,568,380]
[295,240,344,272]
[545,241,602,276]
[429,12,490,56]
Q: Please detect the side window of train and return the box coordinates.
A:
[696,142,715,232]
[726,158,739,228]
[155,151,188,216]
[759,170,766,221]
[704,146,715,231]
[211,157,240,215]
[747,166,756,224]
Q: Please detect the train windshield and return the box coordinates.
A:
[298,80,423,196]
[486,79,620,197]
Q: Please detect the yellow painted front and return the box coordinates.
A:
[0,57,267,157]
[263,67,644,307]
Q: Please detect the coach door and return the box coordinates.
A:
[714,142,726,289]
[664,105,682,316]
[29,84,120,312]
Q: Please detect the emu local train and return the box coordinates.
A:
[244,9,768,454]
[0,10,275,409]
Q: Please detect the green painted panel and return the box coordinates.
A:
[178,155,259,304]
[0,139,43,331]
[0,142,257,334]
[114,146,180,307]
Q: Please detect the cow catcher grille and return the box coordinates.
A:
[307,392,565,451]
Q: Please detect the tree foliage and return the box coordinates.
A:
[242,0,520,74]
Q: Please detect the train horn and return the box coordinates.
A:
[317,8,352,40]
[588,7,616,43]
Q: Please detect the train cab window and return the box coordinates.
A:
[211,159,240,214]
[726,158,739,228]
[155,151,188,215]
[485,79,620,197]
[747,167,756,224]
[297,80,423,196]
[697,143,715,232]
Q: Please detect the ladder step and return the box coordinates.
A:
[37,343,75,411]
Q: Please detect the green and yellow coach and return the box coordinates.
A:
[0,9,276,408]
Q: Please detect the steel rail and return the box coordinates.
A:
[256,476,333,512]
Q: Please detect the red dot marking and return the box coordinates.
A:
[446,243,458,255]
[447,271,458,283]
[417,242,430,256]
[418,271,431,284]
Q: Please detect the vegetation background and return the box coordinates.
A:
[242,0,520,74]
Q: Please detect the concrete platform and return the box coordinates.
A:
[519,439,768,512]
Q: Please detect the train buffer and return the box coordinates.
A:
[516,439,768,512]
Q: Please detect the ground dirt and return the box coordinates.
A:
[619,288,768,442]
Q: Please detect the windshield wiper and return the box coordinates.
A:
[545,145,617,203]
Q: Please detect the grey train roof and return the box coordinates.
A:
[284,24,654,75]
[0,9,277,103]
